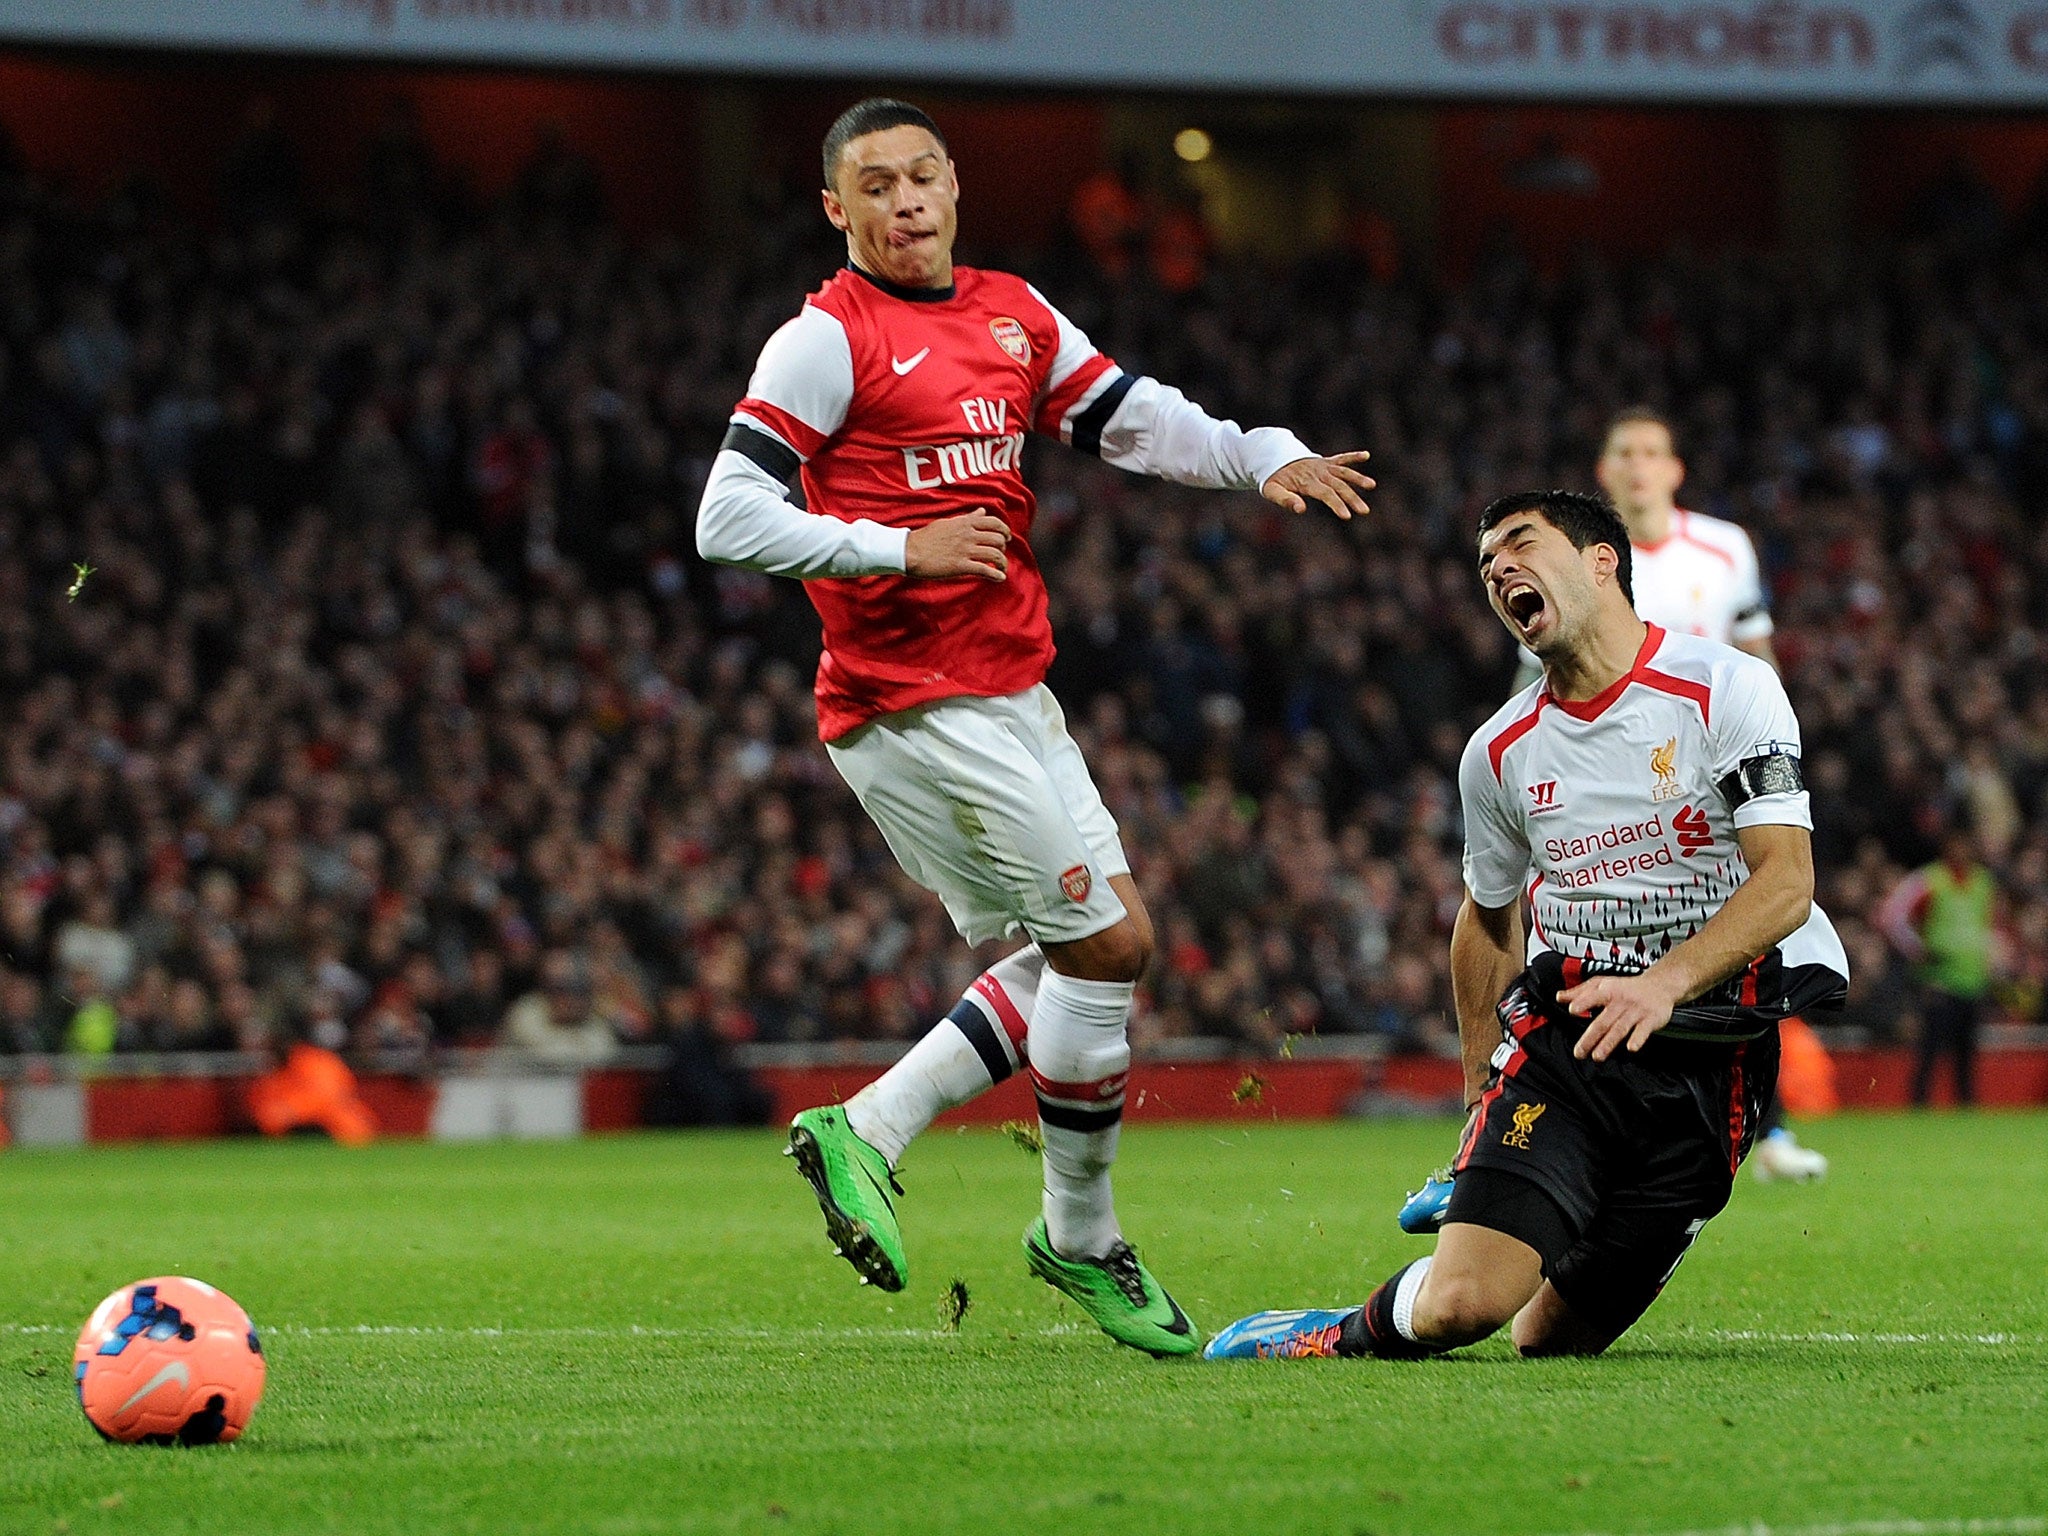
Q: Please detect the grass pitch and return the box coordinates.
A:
[3,1114,2045,1536]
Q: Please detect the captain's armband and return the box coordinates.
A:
[1718,751,1803,807]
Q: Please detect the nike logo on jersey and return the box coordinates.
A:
[891,348,931,375]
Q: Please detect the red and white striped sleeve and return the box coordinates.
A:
[1025,283,1314,491]
[1026,284,1124,444]
[698,304,905,581]
[730,304,854,462]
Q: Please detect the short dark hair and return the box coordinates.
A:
[1476,489,1634,605]
[822,99,947,189]
[1602,405,1678,454]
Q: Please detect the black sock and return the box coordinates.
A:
[1337,1260,1436,1360]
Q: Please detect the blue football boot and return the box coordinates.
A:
[1203,1307,1356,1360]
[1397,1165,1455,1234]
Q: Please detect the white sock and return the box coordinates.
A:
[1392,1255,1434,1343]
[845,946,1044,1167]
[1028,968,1133,1260]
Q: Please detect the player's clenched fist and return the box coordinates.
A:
[905,509,1011,582]
[1262,450,1375,521]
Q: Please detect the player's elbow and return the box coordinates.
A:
[1455,893,1519,956]
[1772,857,1815,931]
[692,501,723,563]
[693,495,741,567]
[1745,836,1815,943]
[1761,877,1813,949]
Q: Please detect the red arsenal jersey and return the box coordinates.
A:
[730,265,1120,740]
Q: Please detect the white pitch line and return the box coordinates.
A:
[1699,1329,2023,1346]
[1551,1520,2047,1536]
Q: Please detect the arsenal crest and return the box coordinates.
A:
[989,316,1031,363]
[1059,864,1092,903]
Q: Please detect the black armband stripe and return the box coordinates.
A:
[721,421,802,485]
[1718,752,1803,808]
[1069,371,1137,458]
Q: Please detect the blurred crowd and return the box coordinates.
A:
[0,108,2044,1067]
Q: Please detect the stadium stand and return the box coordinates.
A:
[0,110,2044,1082]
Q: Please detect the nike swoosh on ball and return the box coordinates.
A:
[116,1359,191,1414]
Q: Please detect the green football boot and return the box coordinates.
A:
[1023,1217,1201,1357]
[785,1106,907,1292]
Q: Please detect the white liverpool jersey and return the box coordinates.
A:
[1462,626,1846,1039]
[1632,508,1772,646]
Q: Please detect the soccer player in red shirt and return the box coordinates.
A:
[696,99,1372,1355]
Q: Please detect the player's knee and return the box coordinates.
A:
[1118,894,1156,968]
[1511,1287,1615,1358]
[1515,1321,1612,1358]
[1047,920,1150,983]
[1110,919,1154,980]
[1414,1274,1514,1345]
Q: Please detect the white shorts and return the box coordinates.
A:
[827,685,1130,947]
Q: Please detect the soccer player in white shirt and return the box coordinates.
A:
[1206,490,1846,1361]
[1598,407,1831,1181]
[1450,409,1821,1210]
[1597,406,1775,663]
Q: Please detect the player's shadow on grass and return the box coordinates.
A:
[1387,1341,1770,1366]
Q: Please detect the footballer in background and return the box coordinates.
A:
[1401,408,1826,1236]
[1600,406,1776,662]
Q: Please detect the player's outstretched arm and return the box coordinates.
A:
[1077,373,1375,515]
[1261,451,1375,521]
[1562,822,1815,1061]
[1024,289,1372,516]
[1450,892,1523,1110]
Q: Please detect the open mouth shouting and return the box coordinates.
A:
[1500,579,1549,639]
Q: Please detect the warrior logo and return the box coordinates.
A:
[1503,1101,1547,1150]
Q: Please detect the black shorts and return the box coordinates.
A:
[1444,962,1780,1344]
